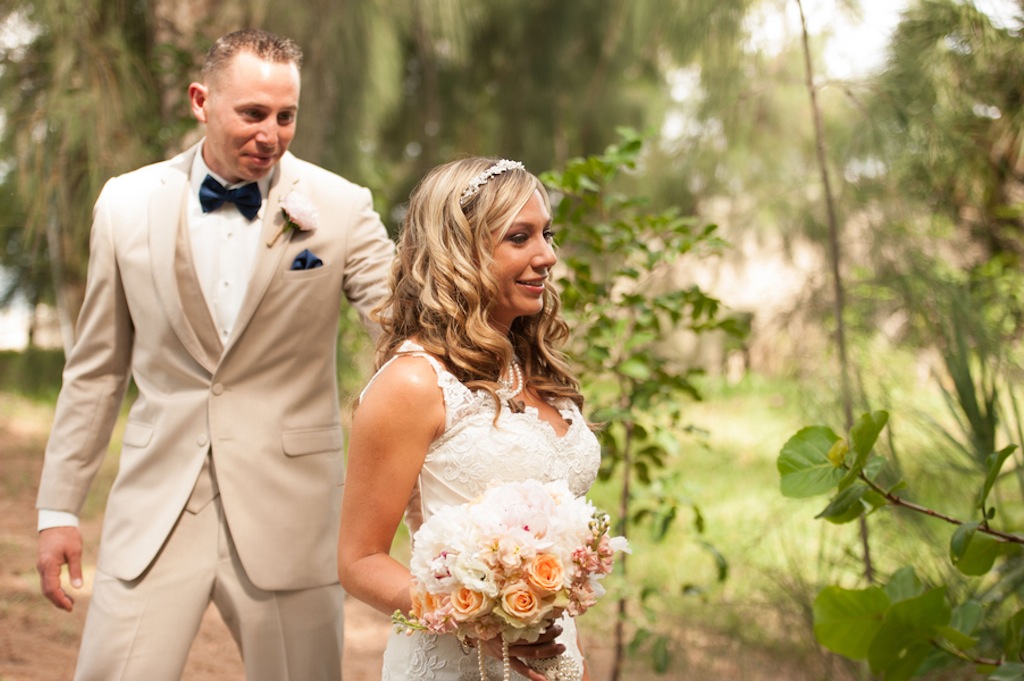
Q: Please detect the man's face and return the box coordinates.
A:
[189,51,300,184]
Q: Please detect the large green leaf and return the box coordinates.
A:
[951,600,984,636]
[868,588,951,678]
[885,567,924,604]
[779,426,845,498]
[813,585,889,660]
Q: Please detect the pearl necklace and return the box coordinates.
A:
[496,358,524,400]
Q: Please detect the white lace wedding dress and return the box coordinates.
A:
[371,341,601,680]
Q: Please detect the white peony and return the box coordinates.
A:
[280,191,319,231]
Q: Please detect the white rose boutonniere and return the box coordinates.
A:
[267,191,320,247]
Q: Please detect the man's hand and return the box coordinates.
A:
[37,526,84,611]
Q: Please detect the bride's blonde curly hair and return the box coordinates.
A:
[373,157,584,410]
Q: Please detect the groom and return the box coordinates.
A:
[34,29,394,680]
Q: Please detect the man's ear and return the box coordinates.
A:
[188,82,208,123]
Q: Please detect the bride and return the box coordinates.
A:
[337,157,601,680]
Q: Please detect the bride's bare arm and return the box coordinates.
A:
[337,356,445,617]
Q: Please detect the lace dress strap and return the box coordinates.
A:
[359,340,468,431]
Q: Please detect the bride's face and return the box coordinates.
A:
[487,190,557,332]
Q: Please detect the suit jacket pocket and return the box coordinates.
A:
[281,261,335,282]
[122,421,155,448]
[282,426,344,456]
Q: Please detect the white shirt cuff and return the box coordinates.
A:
[38,509,80,532]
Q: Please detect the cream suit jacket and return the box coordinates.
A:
[36,143,395,591]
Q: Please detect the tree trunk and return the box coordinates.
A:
[795,0,873,583]
[609,418,634,681]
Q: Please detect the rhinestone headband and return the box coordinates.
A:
[459,159,525,206]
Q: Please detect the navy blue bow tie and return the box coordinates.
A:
[199,175,262,220]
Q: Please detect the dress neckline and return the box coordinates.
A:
[397,340,577,440]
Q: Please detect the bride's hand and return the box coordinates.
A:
[476,623,565,681]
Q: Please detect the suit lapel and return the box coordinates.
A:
[149,145,220,374]
[223,153,299,355]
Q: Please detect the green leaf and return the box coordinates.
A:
[617,357,651,381]
[1005,609,1024,661]
[816,482,869,524]
[778,426,845,498]
[952,528,1002,576]
[813,585,889,660]
[650,506,676,542]
[951,600,984,636]
[628,628,652,656]
[979,445,1019,511]
[850,411,889,464]
[864,454,889,481]
[698,540,728,583]
[868,588,951,678]
[989,662,1024,681]
[951,522,981,561]
[934,625,977,651]
[652,635,670,673]
[885,567,924,603]
[876,641,933,681]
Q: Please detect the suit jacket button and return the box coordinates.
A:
[211,384,224,396]
[197,434,209,447]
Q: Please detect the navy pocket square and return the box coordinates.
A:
[290,249,323,271]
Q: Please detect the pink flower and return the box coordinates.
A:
[567,581,598,617]
[280,191,319,231]
[266,191,319,247]
[572,545,601,573]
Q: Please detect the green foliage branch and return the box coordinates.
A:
[542,128,741,676]
[779,410,1024,681]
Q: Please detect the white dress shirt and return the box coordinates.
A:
[39,143,274,531]
[187,147,273,342]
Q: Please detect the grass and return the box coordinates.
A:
[579,352,1024,677]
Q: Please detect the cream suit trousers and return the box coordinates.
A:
[73,464,345,681]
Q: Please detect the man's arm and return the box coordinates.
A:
[339,186,395,338]
[35,180,134,610]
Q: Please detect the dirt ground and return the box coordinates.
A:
[1,393,855,681]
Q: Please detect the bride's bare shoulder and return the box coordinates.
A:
[361,350,445,406]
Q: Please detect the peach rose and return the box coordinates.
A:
[451,587,493,622]
[410,588,444,620]
[526,553,565,595]
[500,582,552,626]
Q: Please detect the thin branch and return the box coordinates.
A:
[860,473,1024,544]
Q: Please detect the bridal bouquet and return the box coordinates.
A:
[393,479,629,680]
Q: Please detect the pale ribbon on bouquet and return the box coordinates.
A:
[476,636,582,681]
